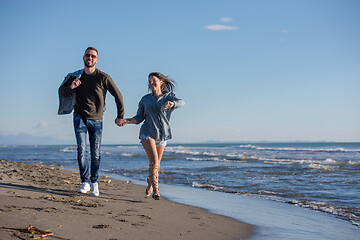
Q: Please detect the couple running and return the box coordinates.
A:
[58,47,185,200]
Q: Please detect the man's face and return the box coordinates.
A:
[83,50,98,68]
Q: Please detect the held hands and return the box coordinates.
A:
[115,118,127,127]
[114,101,173,128]
[70,78,81,89]
[163,101,175,109]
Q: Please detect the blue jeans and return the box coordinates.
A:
[73,114,103,183]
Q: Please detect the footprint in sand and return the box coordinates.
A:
[138,214,151,220]
[92,224,110,229]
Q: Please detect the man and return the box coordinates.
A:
[58,47,126,196]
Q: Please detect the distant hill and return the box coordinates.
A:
[0,133,71,145]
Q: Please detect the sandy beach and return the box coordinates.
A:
[0,160,253,240]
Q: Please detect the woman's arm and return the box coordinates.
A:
[125,118,138,124]
[131,97,146,124]
[169,93,185,109]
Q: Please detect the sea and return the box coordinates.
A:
[1,142,359,239]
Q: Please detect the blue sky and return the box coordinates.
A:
[0,0,359,144]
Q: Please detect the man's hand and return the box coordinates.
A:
[115,118,127,127]
[70,78,82,89]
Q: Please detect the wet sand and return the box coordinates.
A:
[0,160,253,240]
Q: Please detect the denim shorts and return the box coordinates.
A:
[140,134,167,147]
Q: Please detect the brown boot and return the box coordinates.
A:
[146,177,153,196]
[151,166,161,200]
[146,163,154,196]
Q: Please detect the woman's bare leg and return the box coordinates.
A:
[156,146,165,163]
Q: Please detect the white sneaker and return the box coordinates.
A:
[91,182,99,196]
[78,182,90,193]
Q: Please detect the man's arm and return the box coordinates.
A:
[59,76,76,97]
[105,76,125,119]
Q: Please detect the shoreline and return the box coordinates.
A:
[0,160,253,240]
[104,173,360,240]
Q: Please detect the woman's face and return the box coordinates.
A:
[148,75,163,92]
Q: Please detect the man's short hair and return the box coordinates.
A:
[85,47,98,55]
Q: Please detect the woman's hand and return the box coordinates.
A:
[163,101,175,109]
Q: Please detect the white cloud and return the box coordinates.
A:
[281,29,288,33]
[34,120,49,129]
[220,17,233,22]
[205,24,239,31]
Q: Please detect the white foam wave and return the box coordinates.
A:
[260,157,319,165]
[258,157,360,170]
[323,158,336,165]
[239,144,360,152]
[166,147,248,160]
[186,157,244,163]
[289,200,360,227]
[167,146,359,168]
[349,161,360,167]
[308,163,338,171]
[116,146,140,149]
[60,147,76,153]
[192,181,225,191]
[166,148,201,155]
[121,153,134,157]
[258,190,277,195]
[168,146,359,168]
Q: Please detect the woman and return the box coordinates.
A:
[124,72,185,200]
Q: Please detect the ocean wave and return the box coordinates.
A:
[59,147,76,153]
[308,164,339,171]
[239,144,360,153]
[289,200,360,227]
[116,145,142,149]
[193,180,360,227]
[323,158,337,164]
[102,169,124,174]
[249,156,359,171]
[60,147,112,155]
[185,157,245,163]
[168,146,359,169]
[258,190,277,195]
[166,146,232,156]
[192,181,233,193]
[307,158,360,171]
[166,147,256,161]
[121,153,138,157]
[167,146,359,164]
[121,153,133,157]
[166,148,202,156]
[120,153,144,158]
[349,161,360,168]
[259,157,320,165]
[307,159,340,171]
[317,159,360,168]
